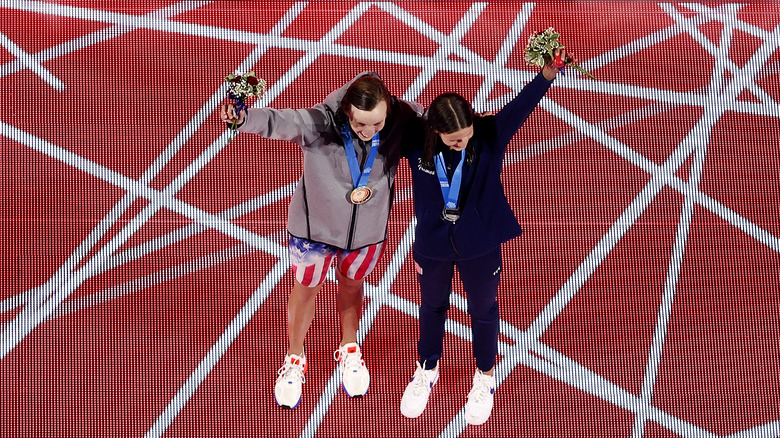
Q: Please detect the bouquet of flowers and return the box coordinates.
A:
[224,71,267,139]
[525,28,595,79]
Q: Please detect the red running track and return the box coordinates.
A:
[1,1,779,437]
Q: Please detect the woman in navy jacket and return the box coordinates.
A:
[400,49,573,425]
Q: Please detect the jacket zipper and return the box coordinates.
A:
[346,139,369,249]
[445,149,463,258]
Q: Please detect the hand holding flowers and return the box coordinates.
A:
[525,28,594,79]
[221,71,267,141]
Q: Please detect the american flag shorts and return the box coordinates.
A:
[288,236,385,287]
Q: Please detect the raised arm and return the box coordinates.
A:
[493,48,576,151]
[219,72,381,146]
[219,90,341,147]
[236,106,331,146]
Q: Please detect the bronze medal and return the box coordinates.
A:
[349,187,373,205]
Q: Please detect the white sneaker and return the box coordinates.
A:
[464,369,496,425]
[400,361,440,418]
[274,353,307,409]
[333,343,370,397]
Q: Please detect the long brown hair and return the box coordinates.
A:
[423,93,475,164]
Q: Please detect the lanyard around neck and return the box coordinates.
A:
[433,149,465,209]
[341,126,380,188]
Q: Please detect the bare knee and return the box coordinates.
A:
[291,280,323,300]
[335,270,364,294]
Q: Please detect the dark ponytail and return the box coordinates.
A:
[423,93,475,164]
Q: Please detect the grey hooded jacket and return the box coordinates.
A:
[238,72,421,250]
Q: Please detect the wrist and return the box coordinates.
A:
[541,66,557,81]
[226,118,245,129]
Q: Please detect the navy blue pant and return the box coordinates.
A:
[414,247,502,372]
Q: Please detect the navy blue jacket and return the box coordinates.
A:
[405,73,553,261]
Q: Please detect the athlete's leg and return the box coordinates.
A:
[287,236,335,354]
[458,247,502,373]
[414,251,455,369]
[335,242,384,345]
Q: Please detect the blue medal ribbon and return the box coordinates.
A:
[341,126,380,188]
[434,149,465,210]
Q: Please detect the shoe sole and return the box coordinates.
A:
[342,383,368,398]
[464,412,489,426]
[275,395,302,410]
[400,406,425,419]
[400,390,434,418]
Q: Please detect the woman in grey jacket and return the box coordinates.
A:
[221,73,420,409]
